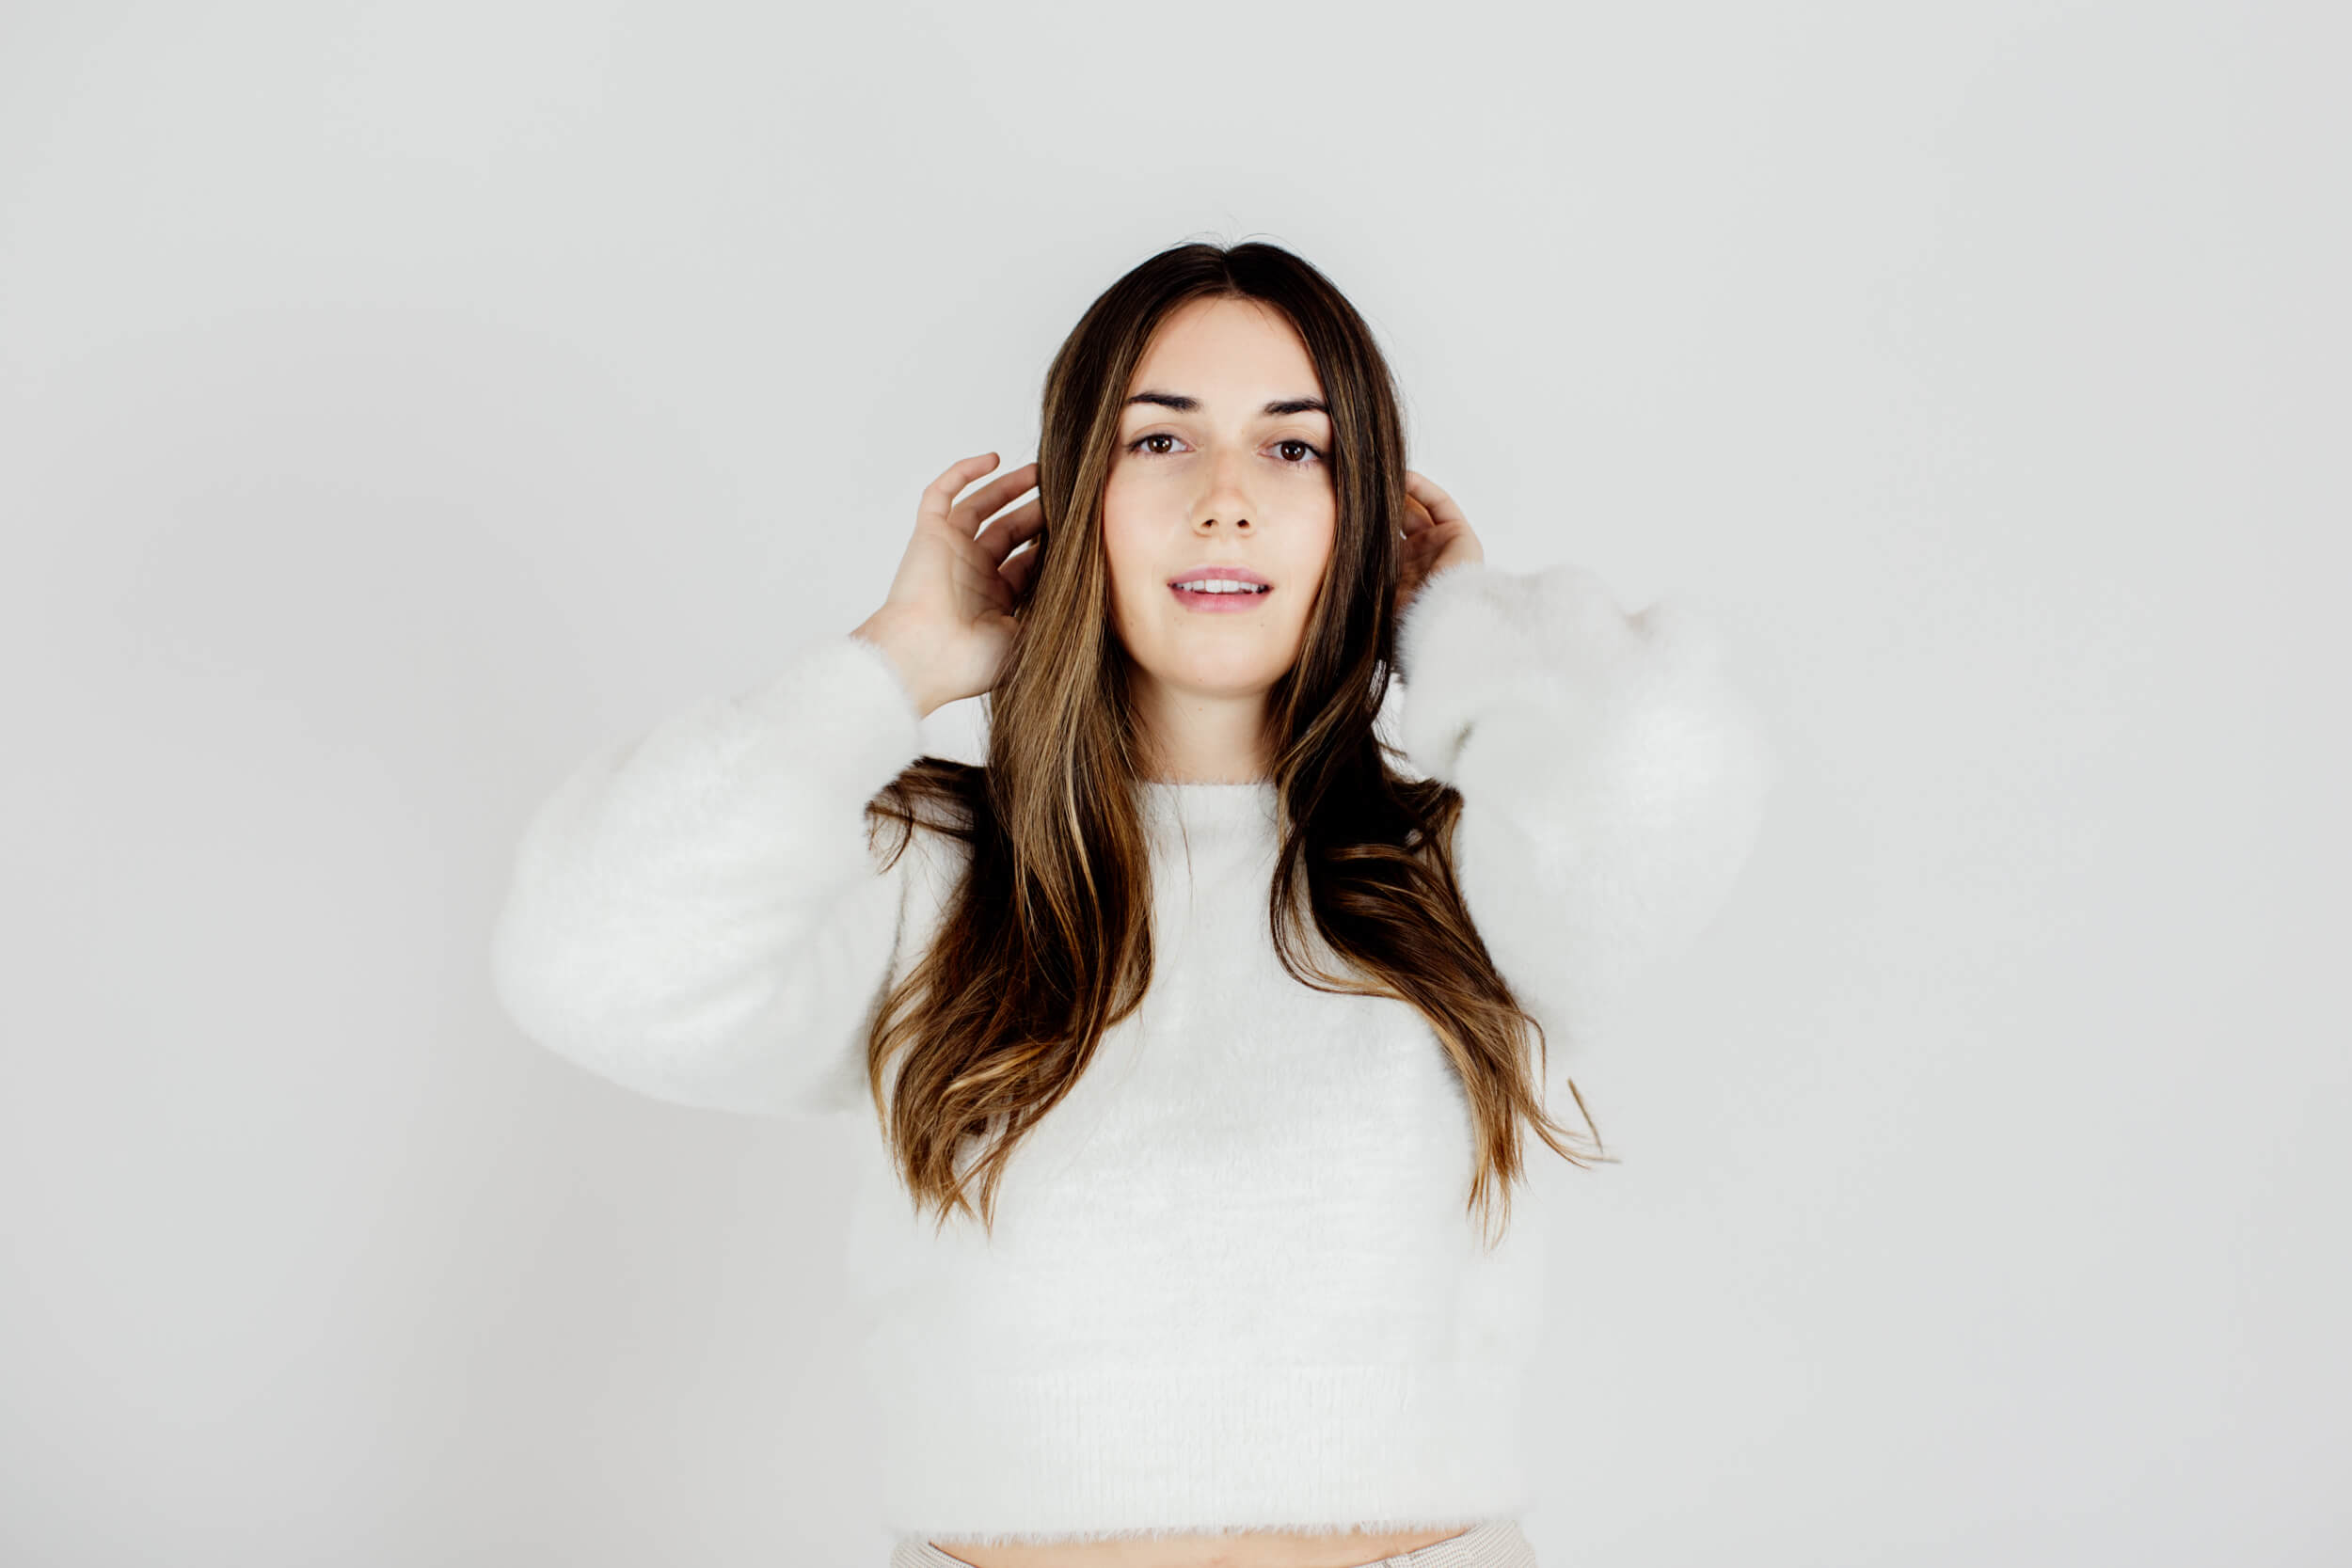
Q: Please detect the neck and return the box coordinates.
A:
[1130,673,1274,784]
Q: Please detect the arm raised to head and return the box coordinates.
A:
[1396,561,1783,1060]
[488,633,955,1117]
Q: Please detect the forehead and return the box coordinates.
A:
[1126,296,1323,406]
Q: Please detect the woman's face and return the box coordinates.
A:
[1101,294,1337,714]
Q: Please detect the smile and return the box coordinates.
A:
[1168,580,1272,612]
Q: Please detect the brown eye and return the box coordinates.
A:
[1275,439,1324,464]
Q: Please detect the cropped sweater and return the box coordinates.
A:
[487,562,1779,1547]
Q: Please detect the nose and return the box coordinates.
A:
[1193,451,1254,531]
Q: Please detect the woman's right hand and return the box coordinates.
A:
[851,452,1046,718]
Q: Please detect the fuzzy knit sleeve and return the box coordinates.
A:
[1394,562,1781,1054]
[488,632,950,1118]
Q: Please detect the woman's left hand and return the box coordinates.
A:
[1395,469,1485,628]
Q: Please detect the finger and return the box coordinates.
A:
[950,460,1041,538]
[1403,470,1470,530]
[974,494,1046,565]
[920,452,1004,531]
[1398,491,1434,538]
[956,551,1015,611]
[953,462,1041,534]
[1000,539,1044,596]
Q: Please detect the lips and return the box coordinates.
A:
[1168,565,1271,591]
[1168,570,1272,612]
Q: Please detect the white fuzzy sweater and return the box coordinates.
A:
[488,562,1779,1545]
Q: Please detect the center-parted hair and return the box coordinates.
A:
[861,239,1606,1250]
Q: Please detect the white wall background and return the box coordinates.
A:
[3,2,2342,1563]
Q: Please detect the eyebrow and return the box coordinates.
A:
[1124,390,1329,417]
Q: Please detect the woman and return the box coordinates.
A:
[490,241,1779,1566]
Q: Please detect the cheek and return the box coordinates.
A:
[1281,514,1338,625]
[1290,510,1338,580]
[1099,508,1142,596]
[1097,502,1157,640]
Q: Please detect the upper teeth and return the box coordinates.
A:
[1178,580,1263,593]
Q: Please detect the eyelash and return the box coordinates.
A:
[1125,433,1326,465]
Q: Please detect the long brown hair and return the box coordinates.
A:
[862,239,1608,1250]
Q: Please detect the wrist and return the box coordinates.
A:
[850,610,944,721]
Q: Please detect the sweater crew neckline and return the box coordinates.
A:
[1136,776,1279,835]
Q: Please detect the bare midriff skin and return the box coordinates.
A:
[928,1523,1471,1568]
